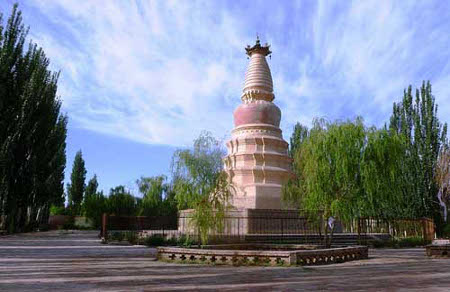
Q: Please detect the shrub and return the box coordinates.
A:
[111,231,125,242]
[62,217,75,230]
[396,236,427,248]
[177,235,196,247]
[442,224,450,238]
[143,235,165,247]
[125,231,138,245]
[50,205,67,215]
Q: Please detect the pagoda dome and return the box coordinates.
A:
[233,100,281,127]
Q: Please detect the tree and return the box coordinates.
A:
[136,175,177,217]
[389,81,448,224]
[360,128,410,218]
[107,186,136,216]
[289,122,309,157]
[67,150,86,215]
[0,4,67,232]
[171,132,232,244]
[81,174,107,228]
[85,175,99,199]
[436,147,450,222]
[84,190,107,228]
[284,118,366,247]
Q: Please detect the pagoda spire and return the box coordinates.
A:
[245,36,272,57]
[242,37,274,102]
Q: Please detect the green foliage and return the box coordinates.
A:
[396,236,428,248]
[285,81,448,240]
[110,231,125,242]
[142,234,196,247]
[49,205,67,216]
[171,132,232,244]
[177,235,196,247]
[82,175,107,228]
[371,237,428,248]
[67,150,86,215]
[107,186,137,216]
[136,175,177,217]
[288,118,366,221]
[85,175,99,199]
[0,4,68,233]
[289,122,309,157]
[62,217,75,230]
[124,231,138,245]
[436,147,450,222]
[143,234,165,246]
[389,82,448,222]
[83,190,107,229]
[360,128,410,218]
[442,224,450,238]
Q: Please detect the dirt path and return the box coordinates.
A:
[0,230,449,291]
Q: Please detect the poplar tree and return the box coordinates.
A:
[67,150,86,215]
[289,123,309,157]
[0,5,67,232]
[85,175,99,199]
[389,81,448,221]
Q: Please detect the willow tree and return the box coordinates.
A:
[171,132,232,244]
[136,175,177,217]
[360,128,409,218]
[284,118,366,247]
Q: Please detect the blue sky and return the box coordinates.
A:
[2,1,450,196]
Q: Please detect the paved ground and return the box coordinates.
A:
[0,231,449,291]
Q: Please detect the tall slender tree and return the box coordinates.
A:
[67,150,86,215]
[289,123,309,157]
[389,81,448,223]
[85,175,99,199]
[0,5,67,232]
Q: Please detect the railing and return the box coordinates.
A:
[101,213,435,244]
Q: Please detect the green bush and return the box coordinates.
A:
[50,205,67,215]
[143,235,165,247]
[62,217,75,230]
[125,231,138,245]
[396,236,427,248]
[371,237,429,248]
[177,235,196,247]
[442,224,450,238]
[110,231,125,242]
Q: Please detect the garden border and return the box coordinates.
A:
[157,244,368,266]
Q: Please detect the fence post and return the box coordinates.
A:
[238,217,240,242]
[102,213,108,240]
[357,218,361,245]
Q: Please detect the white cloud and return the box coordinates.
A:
[20,0,450,146]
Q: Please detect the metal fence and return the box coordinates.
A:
[101,213,435,244]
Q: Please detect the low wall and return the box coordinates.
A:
[48,216,94,229]
[48,215,71,229]
[158,244,368,266]
[74,216,93,228]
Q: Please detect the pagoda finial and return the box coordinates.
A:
[245,36,271,57]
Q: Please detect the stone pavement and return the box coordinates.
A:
[0,230,449,291]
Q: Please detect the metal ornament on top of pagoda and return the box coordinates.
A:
[224,38,294,210]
